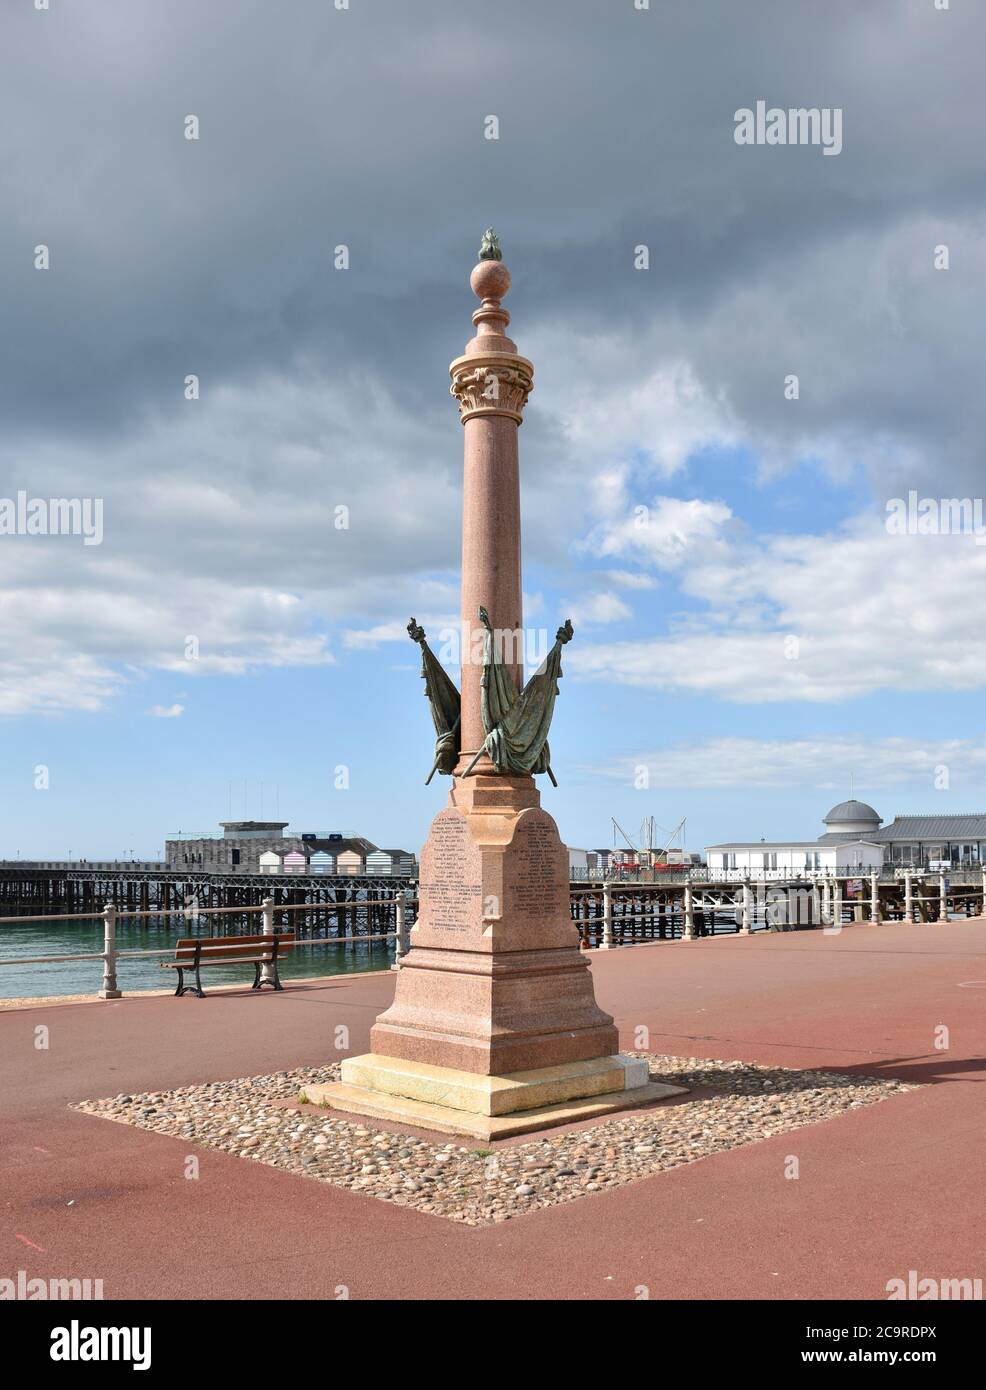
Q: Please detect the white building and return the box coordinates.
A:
[707,800,887,878]
[568,848,589,878]
[706,840,883,877]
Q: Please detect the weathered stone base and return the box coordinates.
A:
[370,945,619,1074]
[371,774,619,1075]
[302,1052,686,1139]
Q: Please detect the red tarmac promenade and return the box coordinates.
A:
[2,920,984,1301]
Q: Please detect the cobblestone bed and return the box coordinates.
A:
[72,1055,913,1226]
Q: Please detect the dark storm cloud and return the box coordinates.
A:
[1,0,984,711]
[2,0,982,471]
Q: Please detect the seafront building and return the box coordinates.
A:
[165,822,382,874]
[707,800,986,875]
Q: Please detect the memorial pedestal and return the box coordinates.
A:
[308,775,681,1135]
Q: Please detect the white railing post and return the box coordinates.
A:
[904,871,914,924]
[258,896,276,984]
[939,871,948,924]
[682,882,695,940]
[392,889,408,967]
[820,875,830,925]
[740,879,752,936]
[600,880,613,950]
[830,876,842,932]
[98,903,121,999]
[870,871,880,925]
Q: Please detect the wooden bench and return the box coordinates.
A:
[160,932,295,997]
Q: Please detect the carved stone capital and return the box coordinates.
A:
[449,353,534,426]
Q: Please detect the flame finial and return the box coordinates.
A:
[478,228,502,262]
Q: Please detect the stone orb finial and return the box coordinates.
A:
[470,259,510,303]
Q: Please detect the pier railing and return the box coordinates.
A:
[0,894,414,1001]
[567,869,986,945]
[3,869,984,1001]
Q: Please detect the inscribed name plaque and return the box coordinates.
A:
[416,808,483,939]
[507,812,569,930]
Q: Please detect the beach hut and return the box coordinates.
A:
[258,849,282,875]
[336,848,364,875]
[366,848,415,875]
[282,849,308,876]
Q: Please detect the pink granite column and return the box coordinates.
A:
[343,243,622,1089]
[449,258,534,768]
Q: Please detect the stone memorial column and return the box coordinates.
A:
[306,236,685,1137]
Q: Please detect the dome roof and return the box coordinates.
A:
[824,799,881,825]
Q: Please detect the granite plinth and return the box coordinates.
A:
[369,774,618,1076]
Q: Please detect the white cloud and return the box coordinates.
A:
[147,703,184,718]
[0,368,453,715]
[0,654,121,717]
[0,562,337,717]
[343,621,416,650]
[526,344,741,478]
[564,592,632,626]
[585,491,734,569]
[588,734,986,792]
[571,512,986,702]
[601,570,657,591]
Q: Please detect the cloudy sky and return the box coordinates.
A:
[1,0,984,859]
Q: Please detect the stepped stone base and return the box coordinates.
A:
[303,1053,686,1139]
[325,774,663,1136]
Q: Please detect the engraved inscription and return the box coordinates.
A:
[512,818,566,920]
[420,813,481,933]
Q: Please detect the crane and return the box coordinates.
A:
[612,818,637,852]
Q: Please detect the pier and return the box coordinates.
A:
[569,867,986,944]
[5,863,984,943]
[3,863,985,1005]
[0,862,414,942]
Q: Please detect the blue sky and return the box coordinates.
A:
[2,1,985,860]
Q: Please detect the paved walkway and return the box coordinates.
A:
[2,920,984,1300]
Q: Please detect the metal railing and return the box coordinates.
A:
[570,870,986,941]
[0,860,418,875]
[0,893,415,1000]
[4,866,984,1001]
[0,860,162,871]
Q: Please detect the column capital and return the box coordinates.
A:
[449,352,534,425]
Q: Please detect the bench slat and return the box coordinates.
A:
[171,933,295,963]
[161,956,272,969]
